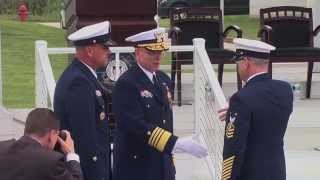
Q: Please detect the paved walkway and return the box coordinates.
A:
[38,22,61,29]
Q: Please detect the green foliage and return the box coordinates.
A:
[0,0,62,18]
[0,0,21,14]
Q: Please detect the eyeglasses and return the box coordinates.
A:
[142,48,164,57]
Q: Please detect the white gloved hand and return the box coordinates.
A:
[173,134,208,158]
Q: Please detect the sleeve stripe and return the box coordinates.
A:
[148,127,161,145]
[222,174,231,180]
[152,129,165,147]
[154,129,165,147]
[156,130,172,152]
[148,126,173,152]
[223,160,234,167]
[222,155,235,180]
[223,155,235,163]
[222,166,232,173]
[223,168,232,176]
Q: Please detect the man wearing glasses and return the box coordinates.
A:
[54,21,114,180]
[112,28,208,180]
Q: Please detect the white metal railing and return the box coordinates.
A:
[193,38,228,180]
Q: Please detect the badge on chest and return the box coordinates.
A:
[226,113,237,139]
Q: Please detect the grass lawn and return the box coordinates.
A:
[0,15,259,108]
[0,17,66,108]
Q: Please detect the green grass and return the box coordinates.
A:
[0,18,66,108]
[160,15,260,39]
[0,14,61,22]
[224,15,260,39]
[0,15,259,108]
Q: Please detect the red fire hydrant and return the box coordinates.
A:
[18,4,28,22]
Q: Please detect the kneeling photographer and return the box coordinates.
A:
[0,108,83,180]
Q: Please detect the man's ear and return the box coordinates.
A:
[243,57,250,69]
[85,46,94,57]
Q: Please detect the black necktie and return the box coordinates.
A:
[153,75,160,89]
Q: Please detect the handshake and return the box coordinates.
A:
[172,134,208,158]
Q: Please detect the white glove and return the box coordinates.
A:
[173,134,208,158]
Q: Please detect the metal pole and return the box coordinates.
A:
[220,0,224,26]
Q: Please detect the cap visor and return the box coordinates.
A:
[102,39,117,47]
[231,53,244,62]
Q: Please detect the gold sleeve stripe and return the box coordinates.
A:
[155,130,172,152]
[154,129,165,147]
[152,129,165,147]
[148,127,161,145]
[222,155,235,180]
[152,128,164,147]
[223,169,232,176]
[222,166,232,173]
[223,160,234,168]
[172,155,176,167]
[223,155,235,163]
[222,174,231,180]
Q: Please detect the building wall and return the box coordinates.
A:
[307,0,320,48]
[250,0,307,16]
[307,0,320,71]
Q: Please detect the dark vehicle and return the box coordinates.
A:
[158,0,249,17]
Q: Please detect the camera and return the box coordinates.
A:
[53,131,67,152]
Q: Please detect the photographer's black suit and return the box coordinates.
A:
[0,136,83,180]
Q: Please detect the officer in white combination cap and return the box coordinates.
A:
[112,27,208,180]
[54,21,114,180]
[219,38,293,180]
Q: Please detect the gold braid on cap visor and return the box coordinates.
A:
[137,41,171,51]
[137,32,171,51]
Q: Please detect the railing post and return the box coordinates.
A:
[0,29,2,106]
[35,40,48,107]
[193,38,206,134]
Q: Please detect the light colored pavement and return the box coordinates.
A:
[38,22,61,29]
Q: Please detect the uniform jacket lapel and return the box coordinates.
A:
[72,59,106,107]
[73,59,104,91]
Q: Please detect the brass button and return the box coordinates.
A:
[100,112,106,120]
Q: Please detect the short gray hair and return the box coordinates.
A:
[248,57,269,66]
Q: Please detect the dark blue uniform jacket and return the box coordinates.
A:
[222,73,293,180]
[54,59,110,180]
[112,64,177,180]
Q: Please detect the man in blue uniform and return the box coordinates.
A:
[221,38,293,180]
[54,21,114,180]
[112,28,208,180]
